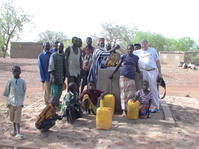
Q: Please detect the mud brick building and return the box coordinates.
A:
[159,51,199,65]
[10,42,42,58]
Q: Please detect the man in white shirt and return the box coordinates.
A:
[134,39,162,112]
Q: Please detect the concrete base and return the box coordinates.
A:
[97,67,121,112]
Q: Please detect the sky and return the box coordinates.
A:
[1,0,199,42]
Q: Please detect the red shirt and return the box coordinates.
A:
[80,89,103,106]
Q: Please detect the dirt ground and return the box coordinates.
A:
[0,58,199,149]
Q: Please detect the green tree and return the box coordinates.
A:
[37,30,67,45]
[176,37,196,51]
[133,31,169,51]
[0,0,30,57]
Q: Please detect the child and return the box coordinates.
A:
[3,66,26,139]
[35,96,62,137]
[80,81,105,115]
[61,82,82,123]
[135,80,152,118]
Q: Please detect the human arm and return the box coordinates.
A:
[38,54,45,83]
[156,60,162,78]
[109,59,123,80]
[65,47,70,78]
[48,54,58,84]
[80,50,83,78]
[3,80,11,97]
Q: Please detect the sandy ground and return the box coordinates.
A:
[0,58,199,149]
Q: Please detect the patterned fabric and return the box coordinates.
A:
[135,89,152,118]
[48,52,65,85]
[35,104,58,130]
[104,52,120,67]
[87,48,110,86]
[82,94,97,115]
[119,76,136,110]
[82,46,94,71]
[3,78,26,107]
[61,91,79,114]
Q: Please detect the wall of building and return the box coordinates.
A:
[10,42,42,58]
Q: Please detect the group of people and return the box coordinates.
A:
[3,36,163,138]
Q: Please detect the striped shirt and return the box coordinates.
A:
[87,48,110,85]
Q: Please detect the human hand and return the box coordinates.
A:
[109,74,114,80]
[114,44,120,50]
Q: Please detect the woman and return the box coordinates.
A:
[110,44,140,117]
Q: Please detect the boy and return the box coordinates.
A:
[61,82,82,123]
[80,81,105,115]
[35,96,62,137]
[48,42,66,104]
[3,66,26,139]
[38,42,51,105]
[135,80,152,118]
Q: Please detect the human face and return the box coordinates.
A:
[140,41,148,50]
[86,38,92,46]
[106,43,112,51]
[77,38,82,48]
[142,81,149,90]
[88,82,95,90]
[45,42,50,51]
[127,45,133,55]
[12,67,21,79]
[57,43,64,53]
[99,40,105,48]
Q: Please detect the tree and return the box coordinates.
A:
[37,30,67,45]
[101,23,137,48]
[133,31,169,51]
[0,0,30,57]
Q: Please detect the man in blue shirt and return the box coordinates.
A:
[38,42,51,105]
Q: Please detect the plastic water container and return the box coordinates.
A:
[127,100,140,120]
[100,94,115,115]
[96,107,112,129]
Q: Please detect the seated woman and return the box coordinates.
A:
[35,96,62,136]
[135,80,152,118]
[80,81,105,115]
[61,82,82,123]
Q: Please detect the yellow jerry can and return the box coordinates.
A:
[127,100,140,120]
[100,94,115,115]
[96,107,112,130]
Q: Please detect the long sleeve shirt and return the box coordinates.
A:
[3,78,26,107]
[38,51,51,82]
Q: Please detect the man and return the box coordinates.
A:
[87,38,120,87]
[48,42,66,103]
[133,39,162,112]
[81,37,95,92]
[134,43,141,50]
[50,40,64,54]
[134,43,142,90]
[38,42,51,105]
[65,37,82,94]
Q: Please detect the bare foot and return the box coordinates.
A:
[122,111,126,117]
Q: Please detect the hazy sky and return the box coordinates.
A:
[1,0,199,42]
